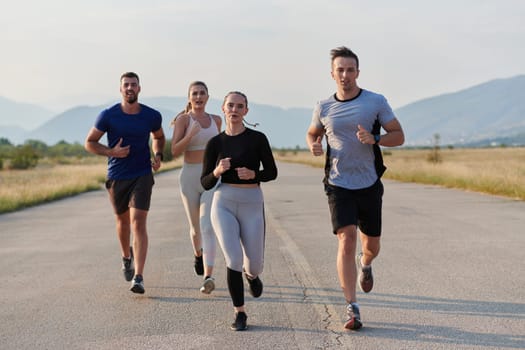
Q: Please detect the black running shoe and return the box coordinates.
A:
[130,274,145,294]
[230,311,248,331]
[122,247,134,282]
[246,275,263,298]
[344,303,362,330]
[194,254,204,276]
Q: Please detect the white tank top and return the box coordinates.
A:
[185,114,219,151]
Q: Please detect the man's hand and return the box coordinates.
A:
[109,138,130,158]
[151,154,162,171]
[311,136,324,156]
[356,125,375,145]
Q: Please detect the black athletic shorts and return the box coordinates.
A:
[105,173,154,215]
[324,179,384,236]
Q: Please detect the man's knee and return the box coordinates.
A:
[337,227,358,255]
[362,236,381,257]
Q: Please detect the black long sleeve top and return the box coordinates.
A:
[200,128,278,190]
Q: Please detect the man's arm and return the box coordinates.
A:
[151,128,166,171]
[84,127,130,158]
[151,128,166,156]
[306,125,325,156]
[378,118,404,147]
[356,118,405,147]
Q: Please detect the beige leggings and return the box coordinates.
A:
[179,163,217,267]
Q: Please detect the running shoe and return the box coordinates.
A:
[194,254,204,276]
[130,274,145,294]
[230,311,248,331]
[200,277,215,294]
[246,274,263,298]
[344,302,362,330]
[122,247,134,282]
[356,252,373,293]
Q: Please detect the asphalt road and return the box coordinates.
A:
[1,161,524,350]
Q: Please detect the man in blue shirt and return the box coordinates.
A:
[85,72,166,294]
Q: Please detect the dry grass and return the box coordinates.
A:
[0,158,182,213]
[275,147,525,201]
[1,148,523,214]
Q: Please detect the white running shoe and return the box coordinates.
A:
[200,277,215,294]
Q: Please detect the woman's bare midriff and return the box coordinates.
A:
[183,150,205,164]
[228,183,258,188]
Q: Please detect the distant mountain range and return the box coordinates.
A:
[0,96,55,145]
[1,75,524,148]
[397,75,525,146]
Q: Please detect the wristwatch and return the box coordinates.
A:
[374,134,381,145]
[155,152,164,161]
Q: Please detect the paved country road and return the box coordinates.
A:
[1,162,524,350]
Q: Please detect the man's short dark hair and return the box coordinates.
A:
[330,47,359,69]
[120,72,140,83]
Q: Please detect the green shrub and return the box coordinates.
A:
[9,145,39,169]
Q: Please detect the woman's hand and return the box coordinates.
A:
[213,157,231,177]
[235,167,255,180]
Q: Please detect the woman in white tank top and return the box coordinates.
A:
[171,81,222,294]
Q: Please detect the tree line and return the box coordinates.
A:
[1,136,305,171]
[0,137,175,170]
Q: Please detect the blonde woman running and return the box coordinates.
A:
[171,81,221,294]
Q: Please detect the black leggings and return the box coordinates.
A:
[227,268,245,307]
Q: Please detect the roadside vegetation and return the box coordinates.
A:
[0,138,180,213]
[1,136,524,214]
[274,146,525,201]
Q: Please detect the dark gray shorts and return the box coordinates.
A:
[105,173,154,215]
[325,180,384,236]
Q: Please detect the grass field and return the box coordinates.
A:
[1,147,524,214]
[275,147,525,201]
[0,157,182,214]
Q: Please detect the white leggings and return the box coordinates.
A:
[179,163,216,267]
[211,184,265,276]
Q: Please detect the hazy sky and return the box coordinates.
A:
[1,0,524,112]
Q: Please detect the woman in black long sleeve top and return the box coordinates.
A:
[201,91,277,331]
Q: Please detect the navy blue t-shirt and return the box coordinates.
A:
[94,103,162,180]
